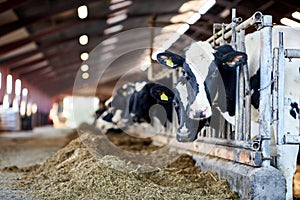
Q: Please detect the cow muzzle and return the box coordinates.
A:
[189,107,211,119]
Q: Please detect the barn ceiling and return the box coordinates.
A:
[0,0,299,99]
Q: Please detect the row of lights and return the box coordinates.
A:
[104,0,132,35]
[281,11,300,27]
[77,5,90,80]
[0,72,37,117]
[149,0,216,62]
[76,1,132,80]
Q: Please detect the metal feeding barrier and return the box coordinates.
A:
[147,9,300,199]
[195,10,268,167]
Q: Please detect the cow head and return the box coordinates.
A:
[109,83,135,124]
[156,43,214,142]
[157,51,212,120]
[129,82,174,125]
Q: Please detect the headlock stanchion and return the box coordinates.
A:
[146,9,300,199]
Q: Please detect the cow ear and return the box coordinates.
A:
[157,52,184,69]
[150,85,174,103]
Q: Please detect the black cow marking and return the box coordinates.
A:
[129,82,174,126]
[290,102,300,119]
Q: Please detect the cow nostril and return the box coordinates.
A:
[191,109,206,119]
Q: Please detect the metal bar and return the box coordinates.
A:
[231,8,237,49]
[239,28,251,141]
[277,32,285,145]
[196,136,260,151]
[284,49,300,58]
[152,135,263,167]
[259,15,273,167]
[236,30,245,141]
[210,11,263,47]
[207,21,240,43]
[272,47,279,145]
[284,135,300,144]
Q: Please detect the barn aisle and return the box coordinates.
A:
[0,125,240,199]
[0,126,77,200]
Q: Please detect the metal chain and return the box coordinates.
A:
[258,71,279,92]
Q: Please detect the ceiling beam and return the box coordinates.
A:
[1,33,102,66]
[0,10,176,58]
[20,60,81,78]
[11,47,75,73]
[0,0,34,14]
[0,0,103,37]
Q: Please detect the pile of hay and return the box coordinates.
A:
[13,131,240,200]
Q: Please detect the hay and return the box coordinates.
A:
[13,132,240,200]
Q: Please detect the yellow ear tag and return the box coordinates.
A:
[122,91,126,96]
[160,92,168,101]
[166,58,174,67]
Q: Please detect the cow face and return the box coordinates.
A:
[157,52,212,120]
[109,83,135,124]
[156,49,213,142]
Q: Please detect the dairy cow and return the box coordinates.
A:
[129,82,174,126]
[95,82,136,133]
[155,41,247,142]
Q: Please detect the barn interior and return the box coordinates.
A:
[0,0,300,199]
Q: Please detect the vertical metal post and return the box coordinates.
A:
[259,15,272,167]
[239,29,251,141]
[277,32,285,145]
[272,47,279,145]
[236,31,244,140]
[172,69,178,136]
[231,9,240,140]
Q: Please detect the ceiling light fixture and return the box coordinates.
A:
[22,88,28,97]
[80,64,89,72]
[187,12,201,24]
[177,23,190,34]
[104,24,123,35]
[80,52,89,61]
[32,103,38,114]
[107,13,128,24]
[198,0,216,14]
[82,72,89,79]
[78,5,88,19]
[280,17,300,27]
[102,37,119,45]
[79,35,89,45]
[292,11,300,21]
[220,8,230,18]
[6,74,12,94]
[15,79,21,96]
[109,1,132,11]
[179,0,215,14]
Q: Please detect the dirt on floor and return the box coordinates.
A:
[0,125,240,200]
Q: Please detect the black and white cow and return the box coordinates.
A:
[129,82,174,126]
[95,82,136,133]
[154,41,247,142]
